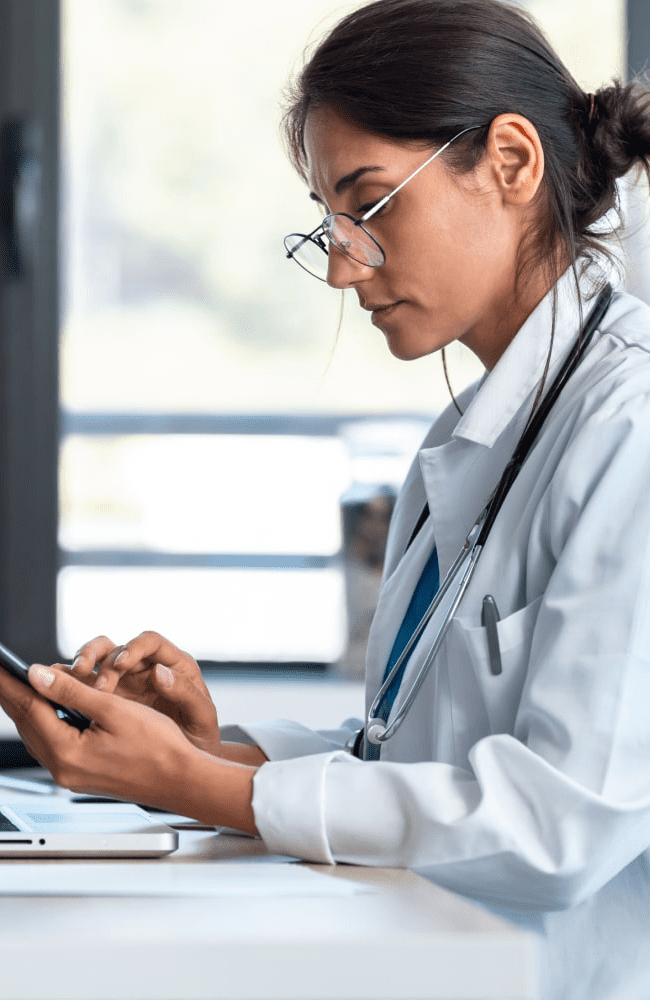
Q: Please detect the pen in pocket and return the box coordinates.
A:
[481,595,502,676]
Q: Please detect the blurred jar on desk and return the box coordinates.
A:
[339,482,397,678]
[337,419,431,678]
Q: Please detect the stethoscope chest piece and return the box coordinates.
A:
[366,719,388,746]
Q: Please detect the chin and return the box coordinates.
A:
[386,341,428,361]
[381,323,440,361]
[373,304,448,360]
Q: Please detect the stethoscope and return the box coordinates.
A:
[355,282,614,761]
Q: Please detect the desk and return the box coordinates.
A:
[0,778,539,1000]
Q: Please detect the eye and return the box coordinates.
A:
[356,197,392,221]
[357,201,383,216]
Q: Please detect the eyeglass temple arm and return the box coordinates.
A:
[357,125,483,226]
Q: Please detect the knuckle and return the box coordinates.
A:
[75,635,114,662]
[50,668,68,691]
[86,635,112,651]
[106,644,126,665]
[137,630,161,642]
[7,687,36,723]
[16,685,35,711]
[130,630,163,656]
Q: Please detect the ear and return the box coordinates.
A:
[485,114,544,206]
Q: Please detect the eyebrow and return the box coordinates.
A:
[309,165,387,203]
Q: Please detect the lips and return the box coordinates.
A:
[363,300,400,313]
[369,301,403,325]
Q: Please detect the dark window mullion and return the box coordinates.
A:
[0,0,60,664]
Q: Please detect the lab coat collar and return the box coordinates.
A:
[451,267,605,448]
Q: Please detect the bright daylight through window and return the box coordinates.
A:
[58,0,626,665]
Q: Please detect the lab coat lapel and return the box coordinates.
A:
[418,429,521,578]
[419,269,592,575]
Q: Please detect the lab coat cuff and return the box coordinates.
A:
[237,718,357,761]
[252,751,344,863]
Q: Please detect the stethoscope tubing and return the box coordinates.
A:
[366,533,484,750]
[362,282,614,760]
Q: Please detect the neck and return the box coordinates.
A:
[462,267,558,370]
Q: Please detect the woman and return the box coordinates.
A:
[2,0,650,995]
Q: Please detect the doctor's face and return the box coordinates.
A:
[302,107,537,370]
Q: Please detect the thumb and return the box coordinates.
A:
[153,663,217,730]
[29,664,109,727]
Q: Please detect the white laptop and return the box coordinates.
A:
[0,799,178,858]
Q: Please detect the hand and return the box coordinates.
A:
[71,632,221,757]
[0,664,258,832]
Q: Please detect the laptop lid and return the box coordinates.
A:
[0,800,178,858]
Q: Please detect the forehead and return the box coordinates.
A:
[303,106,414,200]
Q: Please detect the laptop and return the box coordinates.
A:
[0,799,178,858]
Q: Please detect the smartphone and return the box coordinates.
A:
[0,639,92,731]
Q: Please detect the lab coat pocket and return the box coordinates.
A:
[448,596,543,762]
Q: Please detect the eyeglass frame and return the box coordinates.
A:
[284,124,483,280]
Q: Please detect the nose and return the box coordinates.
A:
[326,246,374,290]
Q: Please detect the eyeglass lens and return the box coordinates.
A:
[284,232,328,279]
[285,215,385,280]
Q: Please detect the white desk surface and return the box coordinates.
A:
[0,778,540,1000]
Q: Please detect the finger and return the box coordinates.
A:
[101,631,198,681]
[0,666,78,768]
[92,641,154,695]
[91,645,133,693]
[53,662,102,689]
[0,663,38,719]
[28,664,116,731]
[71,635,118,677]
[152,663,217,731]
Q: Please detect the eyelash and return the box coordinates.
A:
[357,200,385,217]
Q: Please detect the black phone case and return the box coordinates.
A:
[0,639,92,731]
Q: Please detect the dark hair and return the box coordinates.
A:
[282,0,650,290]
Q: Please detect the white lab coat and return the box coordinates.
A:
[243,269,650,1000]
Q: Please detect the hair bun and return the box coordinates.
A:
[570,80,650,233]
[587,81,650,181]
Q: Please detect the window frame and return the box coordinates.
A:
[0,0,646,672]
[0,0,60,666]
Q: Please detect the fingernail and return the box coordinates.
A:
[71,656,82,671]
[31,665,55,688]
[156,664,174,687]
[114,650,128,665]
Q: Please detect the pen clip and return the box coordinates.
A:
[481,595,502,676]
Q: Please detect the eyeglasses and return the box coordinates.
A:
[284,125,482,281]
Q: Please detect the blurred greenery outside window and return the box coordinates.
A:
[58,0,627,663]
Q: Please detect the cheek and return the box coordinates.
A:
[421,204,517,295]
[394,198,477,286]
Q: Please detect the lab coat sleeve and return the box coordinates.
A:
[252,387,650,911]
[232,718,362,761]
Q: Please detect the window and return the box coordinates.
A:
[59,0,482,665]
[58,0,630,667]
[0,0,639,751]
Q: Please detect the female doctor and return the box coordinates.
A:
[3,0,650,995]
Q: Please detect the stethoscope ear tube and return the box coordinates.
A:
[361,283,613,760]
[477,284,613,547]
